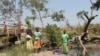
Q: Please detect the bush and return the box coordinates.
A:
[68,32,75,39]
[45,24,62,46]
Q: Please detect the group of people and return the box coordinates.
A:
[20,27,42,53]
[1,21,69,55]
[20,28,69,54]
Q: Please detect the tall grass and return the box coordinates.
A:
[7,44,32,56]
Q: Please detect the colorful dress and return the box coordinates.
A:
[26,39,33,50]
[26,35,33,50]
[33,32,41,49]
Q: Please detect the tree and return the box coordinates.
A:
[0,0,16,21]
[0,0,23,24]
[22,0,48,28]
[51,10,69,27]
[76,1,100,55]
[21,0,66,28]
[77,0,99,41]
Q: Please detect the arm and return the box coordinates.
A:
[33,32,35,40]
[39,32,42,40]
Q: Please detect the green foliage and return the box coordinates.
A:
[68,32,75,39]
[45,24,62,46]
[0,0,16,20]
[91,0,100,10]
[25,17,31,28]
[23,0,48,20]
[0,0,23,22]
[52,10,65,22]
[77,10,88,21]
[23,0,48,28]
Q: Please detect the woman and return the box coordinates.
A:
[62,30,69,54]
[33,27,42,53]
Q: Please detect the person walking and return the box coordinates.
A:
[61,30,69,54]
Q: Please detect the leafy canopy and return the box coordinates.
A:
[91,0,100,10]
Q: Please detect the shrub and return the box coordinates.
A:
[45,24,62,46]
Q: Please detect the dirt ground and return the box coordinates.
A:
[29,51,64,56]
[0,51,65,56]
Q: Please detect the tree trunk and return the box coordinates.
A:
[81,15,98,41]
[81,20,91,41]
[37,10,44,29]
[83,20,91,32]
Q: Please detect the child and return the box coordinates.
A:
[53,46,60,55]
[26,34,33,51]
[33,28,42,53]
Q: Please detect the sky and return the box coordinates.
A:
[20,0,100,27]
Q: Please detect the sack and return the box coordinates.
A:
[15,41,21,45]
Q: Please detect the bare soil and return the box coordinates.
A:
[0,51,64,56]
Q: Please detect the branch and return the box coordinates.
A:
[84,13,89,20]
[90,15,98,20]
[78,36,87,56]
[90,0,93,5]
